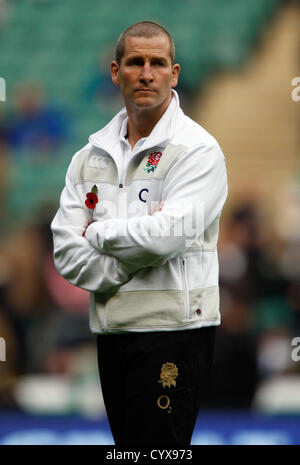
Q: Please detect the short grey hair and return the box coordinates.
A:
[115,21,175,65]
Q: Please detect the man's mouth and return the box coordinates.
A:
[135,89,156,92]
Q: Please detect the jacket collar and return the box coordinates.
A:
[89,89,181,155]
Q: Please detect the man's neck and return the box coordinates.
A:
[125,94,172,149]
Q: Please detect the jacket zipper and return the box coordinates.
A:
[103,187,124,333]
[105,161,124,330]
[180,258,190,319]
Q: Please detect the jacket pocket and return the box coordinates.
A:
[180,258,190,319]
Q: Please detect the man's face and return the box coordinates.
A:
[111,34,180,111]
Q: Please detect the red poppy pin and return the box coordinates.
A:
[144,151,162,173]
[85,185,99,211]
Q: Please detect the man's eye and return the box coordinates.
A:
[131,59,144,66]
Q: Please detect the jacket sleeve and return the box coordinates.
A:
[50,158,140,293]
[85,142,228,268]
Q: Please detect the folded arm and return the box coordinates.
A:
[85,143,228,267]
[51,158,140,293]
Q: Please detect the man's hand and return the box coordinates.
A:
[83,220,96,238]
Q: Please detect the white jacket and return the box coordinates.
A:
[51,91,228,333]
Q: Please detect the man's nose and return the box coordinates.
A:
[139,63,153,83]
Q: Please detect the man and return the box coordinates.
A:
[51,21,228,445]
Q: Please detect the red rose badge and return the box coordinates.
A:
[144,151,162,173]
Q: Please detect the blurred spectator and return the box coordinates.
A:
[0,212,90,376]
[219,192,290,304]
[43,250,89,315]
[253,296,296,387]
[274,181,300,244]
[0,254,20,409]
[0,121,10,219]
[85,45,123,116]
[287,279,300,332]
[213,189,299,408]
[208,292,258,409]
[253,297,295,337]
[256,328,293,377]
[7,81,70,156]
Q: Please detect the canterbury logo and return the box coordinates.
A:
[88,155,110,169]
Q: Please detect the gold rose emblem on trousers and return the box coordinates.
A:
[158,362,178,388]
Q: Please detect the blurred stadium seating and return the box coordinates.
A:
[0,0,284,226]
[0,0,300,445]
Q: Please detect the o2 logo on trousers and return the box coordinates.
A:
[139,188,148,203]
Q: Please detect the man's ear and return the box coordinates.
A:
[171,63,180,88]
[111,61,120,86]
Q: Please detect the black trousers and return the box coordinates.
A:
[97,326,215,446]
